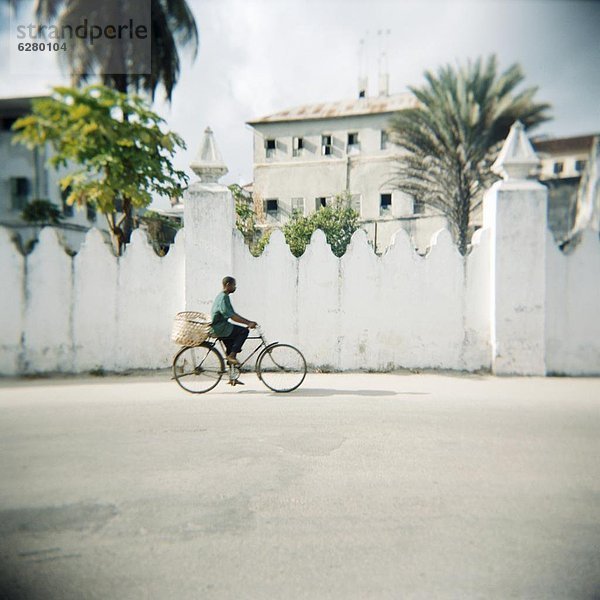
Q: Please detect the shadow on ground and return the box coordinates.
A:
[236,388,430,397]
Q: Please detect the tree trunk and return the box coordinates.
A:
[456,193,470,256]
[121,196,134,246]
[106,213,124,256]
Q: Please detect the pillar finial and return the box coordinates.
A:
[190,126,228,183]
[491,121,540,181]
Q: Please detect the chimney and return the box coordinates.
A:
[378,73,389,97]
[377,29,390,97]
[358,37,368,99]
[358,77,368,99]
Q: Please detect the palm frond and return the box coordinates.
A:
[34,0,65,21]
[32,0,198,101]
[390,54,552,254]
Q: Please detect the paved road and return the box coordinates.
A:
[0,372,599,599]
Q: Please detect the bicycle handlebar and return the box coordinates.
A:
[253,324,268,343]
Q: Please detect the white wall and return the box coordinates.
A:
[483,180,549,375]
[546,229,600,375]
[0,179,598,376]
[193,189,492,373]
[23,228,74,373]
[0,227,24,375]
[0,226,185,375]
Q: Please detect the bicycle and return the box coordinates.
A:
[172,325,307,394]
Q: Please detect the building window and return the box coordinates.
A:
[574,159,587,173]
[1,117,18,131]
[86,203,97,222]
[553,161,564,175]
[380,130,389,150]
[291,197,305,215]
[380,193,392,215]
[347,132,359,152]
[265,138,276,158]
[265,198,279,218]
[61,185,74,217]
[293,137,304,157]
[414,198,425,215]
[315,196,329,209]
[321,135,332,156]
[10,177,30,211]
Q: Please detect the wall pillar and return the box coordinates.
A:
[483,121,548,375]
[183,127,235,312]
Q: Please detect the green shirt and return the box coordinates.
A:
[211,291,235,337]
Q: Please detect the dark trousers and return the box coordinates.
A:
[220,325,249,355]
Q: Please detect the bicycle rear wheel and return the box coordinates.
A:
[257,343,307,392]
[173,343,224,393]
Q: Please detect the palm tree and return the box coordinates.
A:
[33,0,198,101]
[390,55,551,255]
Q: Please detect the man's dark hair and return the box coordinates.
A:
[223,276,236,287]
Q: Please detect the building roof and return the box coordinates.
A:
[247,92,418,125]
[0,94,49,117]
[0,94,49,107]
[532,134,598,155]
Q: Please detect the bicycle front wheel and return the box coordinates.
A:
[173,343,224,394]
[257,343,307,392]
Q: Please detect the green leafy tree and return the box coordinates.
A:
[253,230,273,257]
[12,85,188,254]
[390,55,551,254]
[230,184,257,246]
[281,194,360,257]
[33,0,198,101]
[138,210,182,256]
[230,184,276,256]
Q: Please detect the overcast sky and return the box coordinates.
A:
[1,0,599,209]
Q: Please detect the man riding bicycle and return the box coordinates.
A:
[211,276,257,366]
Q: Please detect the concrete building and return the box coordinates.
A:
[247,93,447,253]
[0,95,107,251]
[534,134,595,181]
[247,89,599,253]
[532,133,599,242]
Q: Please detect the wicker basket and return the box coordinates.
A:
[171,311,213,346]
